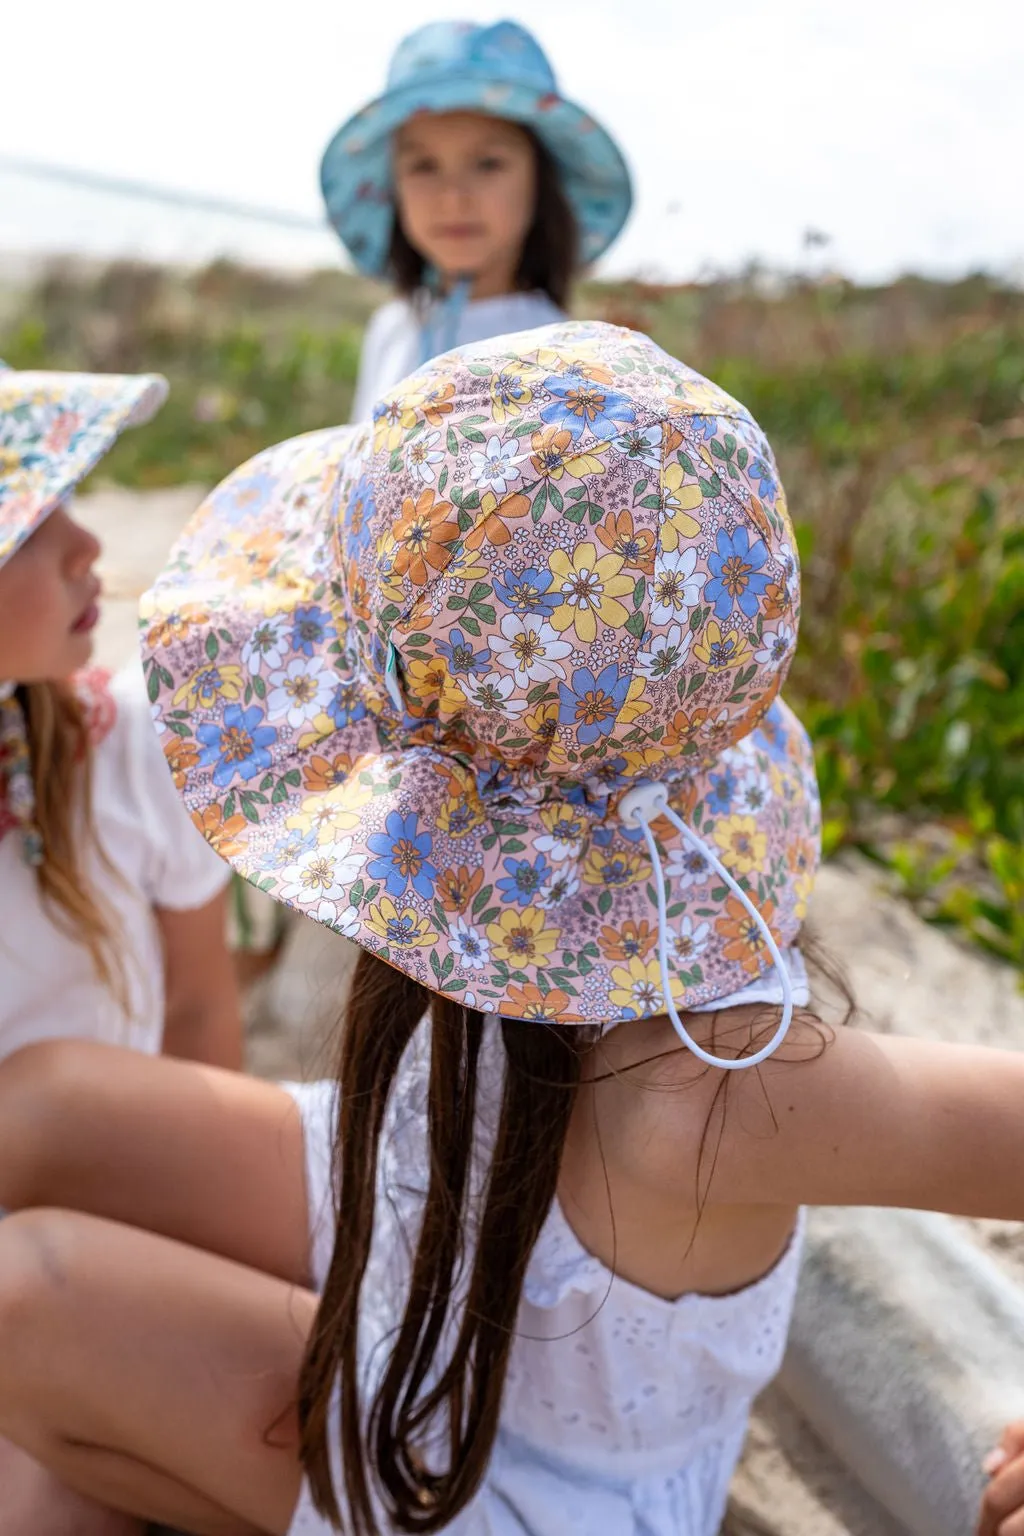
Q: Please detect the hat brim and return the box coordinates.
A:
[141,426,820,1027]
[0,370,168,570]
[320,74,633,276]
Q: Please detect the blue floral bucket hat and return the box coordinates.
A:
[0,363,168,571]
[320,19,633,276]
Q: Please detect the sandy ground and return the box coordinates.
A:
[85,480,1024,1536]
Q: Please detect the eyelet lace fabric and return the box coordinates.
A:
[285,1020,803,1536]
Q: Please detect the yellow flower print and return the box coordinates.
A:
[373,397,406,454]
[581,846,646,887]
[436,785,486,840]
[617,676,650,728]
[621,743,668,775]
[692,622,752,671]
[406,656,467,717]
[364,897,437,948]
[286,790,360,846]
[547,545,634,644]
[609,957,665,1015]
[660,462,702,551]
[487,908,560,965]
[523,701,570,767]
[173,663,244,711]
[490,367,533,424]
[712,814,767,876]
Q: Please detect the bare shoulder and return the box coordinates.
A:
[585,1009,1024,1221]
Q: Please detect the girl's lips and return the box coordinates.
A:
[72,600,100,635]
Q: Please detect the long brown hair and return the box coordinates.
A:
[298,949,587,1533]
[18,679,126,1007]
[387,129,579,311]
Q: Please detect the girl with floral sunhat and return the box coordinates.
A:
[0,324,1022,1536]
[329,19,632,420]
[0,365,243,1535]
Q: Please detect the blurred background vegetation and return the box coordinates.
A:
[2,260,1021,975]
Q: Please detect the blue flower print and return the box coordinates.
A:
[291,604,337,657]
[366,811,437,899]
[540,375,636,440]
[558,664,631,746]
[497,853,552,904]
[436,627,489,676]
[704,526,771,620]
[197,704,276,788]
[748,456,777,499]
[707,766,738,814]
[493,566,559,618]
[690,415,717,441]
[326,680,368,730]
[343,474,375,553]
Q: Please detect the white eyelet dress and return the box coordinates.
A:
[284,1021,804,1536]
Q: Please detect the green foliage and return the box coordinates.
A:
[3,260,1022,972]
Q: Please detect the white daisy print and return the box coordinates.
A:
[488,613,573,687]
[267,656,336,729]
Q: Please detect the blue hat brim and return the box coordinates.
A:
[320,74,632,277]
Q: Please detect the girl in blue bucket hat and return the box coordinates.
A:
[326,18,633,419]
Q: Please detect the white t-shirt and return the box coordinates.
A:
[0,663,230,1061]
[350,291,566,422]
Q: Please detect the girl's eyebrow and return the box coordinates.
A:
[396,128,519,156]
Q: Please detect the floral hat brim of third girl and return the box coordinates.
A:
[140,320,819,1029]
[0,363,168,571]
[320,19,633,275]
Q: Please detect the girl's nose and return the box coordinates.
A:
[62,509,103,576]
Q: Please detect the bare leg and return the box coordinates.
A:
[0,1436,143,1536]
[0,1208,319,1536]
[0,1039,312,1283]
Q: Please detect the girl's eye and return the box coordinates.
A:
[403,159,438,177]
[477,156,508,173]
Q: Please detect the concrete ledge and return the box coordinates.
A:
[781,1206,1024,1536]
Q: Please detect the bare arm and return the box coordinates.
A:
[711,1026,1024,1220]
[156,889,243,1071]
[628,1012,1024,1223]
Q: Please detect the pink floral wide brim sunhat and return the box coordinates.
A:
[0,364,168,571]
[141,321,819,1033]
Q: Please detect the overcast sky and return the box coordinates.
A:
[4,0,1023,280]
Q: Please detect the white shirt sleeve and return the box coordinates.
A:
[349,299,421,423]
[112,662,231,912]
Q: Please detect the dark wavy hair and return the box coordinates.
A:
[386,129,578,311]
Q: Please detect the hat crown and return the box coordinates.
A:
[387,20,557,95]
[334,322,799,803]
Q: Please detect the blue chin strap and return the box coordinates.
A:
[418,275,473,366]
[617,782,794,1072]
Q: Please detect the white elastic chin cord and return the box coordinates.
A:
[618,782,794,1071]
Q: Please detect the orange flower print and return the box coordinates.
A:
[598,920,657,962]
[464,491,531,551]
[716,895,778,975]
[595,510,656,575]
[163,736,200,790]
[530,426,574,480]
[504,982,577,1022]
[302,751,353,793]
[405,380,456,428]
[192,803,248,858]
[762,580,793,620]
[147,607,206,649]
[437,865,483,913]
[392,489,460,585]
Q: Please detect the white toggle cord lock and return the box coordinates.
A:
[617,782,794,1071]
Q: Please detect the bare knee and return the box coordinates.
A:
[0,1041,116,1207]
[0,1210,83,1380]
